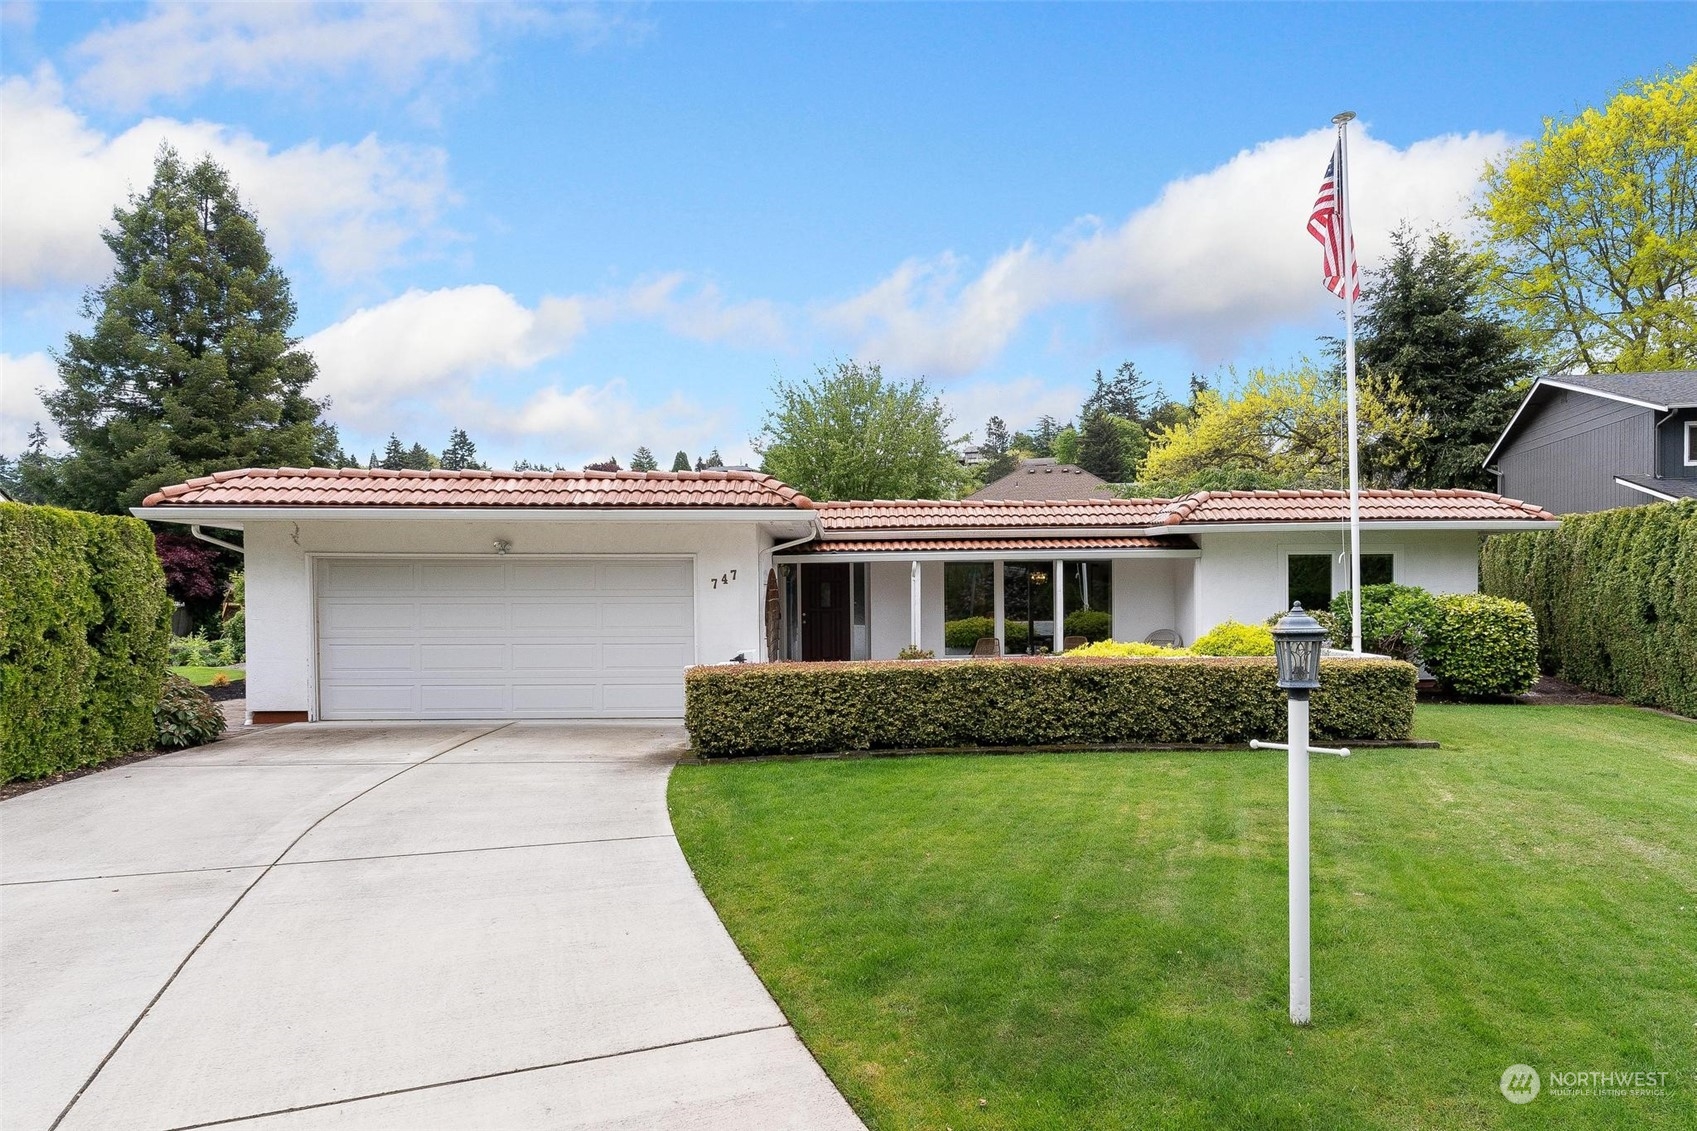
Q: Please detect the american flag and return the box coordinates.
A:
[1308,143,1359,301]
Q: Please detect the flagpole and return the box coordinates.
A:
[1334,110,1363,655]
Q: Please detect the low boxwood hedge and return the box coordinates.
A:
[685,656,1416,757]
[1,503,173,781]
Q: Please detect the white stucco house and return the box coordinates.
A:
[135,468,1558,723]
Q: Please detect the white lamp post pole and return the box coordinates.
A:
[1252,603,1348,1026]
[1287,687,1312,1025]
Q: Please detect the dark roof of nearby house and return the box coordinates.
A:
[1537,371,1697,409]
[1614,474,1697,502]
[139,467,815,509]
[966,459,1116,501]
[1486,370,1697,467]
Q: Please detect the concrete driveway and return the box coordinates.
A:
[1,722,863,1130]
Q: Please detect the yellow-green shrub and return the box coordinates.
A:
[1070,639,1191,657]
[1192,620,1275,656]
[685,656,1417,757]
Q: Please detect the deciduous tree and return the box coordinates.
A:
[756,360,971,500]
[1477,65,1697,371]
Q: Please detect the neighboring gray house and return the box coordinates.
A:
[968,458,1117,501]
[1485,371,1697,513]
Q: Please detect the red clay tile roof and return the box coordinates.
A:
[1151,488,1557,525]
[793,536,1196,554]
[139,467,814,509]
[815,497,1171,531]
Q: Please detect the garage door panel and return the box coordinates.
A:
[320,602,418,632]
[511,684,600,713]
[322,644,417,673]
[420,684,509,713]
[602,642,694,670]
[418,602,510,631]
[419,644,508,671]
[319,684,419,716]
[603,561,693,591]
[510,562,598,591]
[419,562,505,591]
[511,643,600,670]
[598,597,693,631]
[511,600,603,630]
[317,557,693,720]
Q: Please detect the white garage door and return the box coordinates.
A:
[316,557,695,720]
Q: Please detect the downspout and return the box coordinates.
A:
[191,525,245,555]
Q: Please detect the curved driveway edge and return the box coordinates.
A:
[1,721,863,1130]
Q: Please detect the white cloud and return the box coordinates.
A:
[451,379,740,468]
[598,273,788,349]
[821,125,1516,373]
[0,68,453,289]
[68,2,649,111]
[0,352,63,454]
[941,375,1090,444]
[303,285,587,425]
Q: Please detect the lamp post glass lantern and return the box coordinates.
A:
[1273,603,1326,690]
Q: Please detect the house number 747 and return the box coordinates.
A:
[709,569,738,589]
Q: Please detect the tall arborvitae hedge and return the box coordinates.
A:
[1481,500,1696,716]
[1,503,173,780]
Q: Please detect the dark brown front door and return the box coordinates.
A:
[800,564,851,661]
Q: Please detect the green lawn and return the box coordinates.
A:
[669,706,1696,1130]
[168,665,245,686]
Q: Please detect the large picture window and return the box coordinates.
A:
[1061,561,1114,642]
[943,562,995,656]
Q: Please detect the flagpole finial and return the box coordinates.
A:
[1332,110,1356,125]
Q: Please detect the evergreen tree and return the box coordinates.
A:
[978,415,1018,481]
[379,435,408,470]
[405,442,437,470]
[31,145,334,512]
[584,457,621,472]
[1077,412,1127,482]
[440,428,482,470]
[630,446,659,472]
[700,449,725,469]
[1356,225,1536,489]
[1083,361,1156,424]
[670,450,692,472]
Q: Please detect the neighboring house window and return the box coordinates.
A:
[1686,421,1697,467]
[1287,554,1332,611]
[943,561,995,656]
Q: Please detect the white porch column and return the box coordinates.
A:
[993,560,1006,651]
[909,560,922,650]
[1052,557,1064,652]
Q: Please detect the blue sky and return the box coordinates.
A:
[3,2,1692,469]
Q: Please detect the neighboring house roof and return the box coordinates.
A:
[138,467,814,510]
[816,497,1172,531]
[1150,488,1557,525]
[1485,370,1697,467]
[1614,474,1697,502]
[967,459,1115,501]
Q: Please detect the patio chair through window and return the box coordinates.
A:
[971,636,1002,658]
[1143,629,1184,648]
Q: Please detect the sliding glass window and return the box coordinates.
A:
[943,562,994,656]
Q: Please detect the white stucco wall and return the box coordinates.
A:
[1111,558,1181,644]
[864,559,945,658]
[1188,529,1483,638]
[241,517,769,718]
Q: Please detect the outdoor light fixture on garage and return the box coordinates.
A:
[1251,602,1349,1025]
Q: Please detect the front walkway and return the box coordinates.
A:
[1,722,862,1130]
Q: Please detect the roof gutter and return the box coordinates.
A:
[190,524,245,555]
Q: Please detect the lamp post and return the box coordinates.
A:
[1250,602,1348,1025]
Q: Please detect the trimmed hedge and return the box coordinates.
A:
[1482,499,1697,715]
[1423,593,1540,697]
[685,656,1417,757]
[1,503,173,781]
[1191,620,1274,656]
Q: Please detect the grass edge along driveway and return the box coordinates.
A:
[670,705,1696,1130]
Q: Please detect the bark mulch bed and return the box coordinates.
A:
[1,747,183,801]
